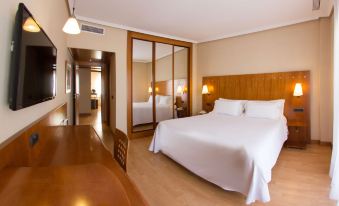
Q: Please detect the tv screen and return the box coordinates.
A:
[9,3,57,111]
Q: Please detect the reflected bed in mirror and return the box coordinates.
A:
[129,32,192,136]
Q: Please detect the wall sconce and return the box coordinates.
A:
[202,85,209,95]
[148,86,152,94]
[293,83,303,97]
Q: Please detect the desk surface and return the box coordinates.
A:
[0,126,147,206]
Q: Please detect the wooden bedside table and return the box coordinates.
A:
[176,107,188,118]
[287,121,307,149]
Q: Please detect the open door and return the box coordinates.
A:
[73,64,80,125]
[109,54,116,133]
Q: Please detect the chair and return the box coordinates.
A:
[113,129,129,171]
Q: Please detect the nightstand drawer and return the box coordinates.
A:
[287,126,307,148]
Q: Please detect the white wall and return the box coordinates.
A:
[195,18,334,142]
[0,0,71,144]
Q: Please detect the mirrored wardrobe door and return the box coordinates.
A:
[155,43,174,123]
[132,39,154,132]
[174,46,189,118]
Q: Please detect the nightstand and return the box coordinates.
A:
[286,121,307,149]
[176,107,188,118]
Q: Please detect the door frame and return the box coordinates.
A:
[70,52,112,126]
[127,31,193,139]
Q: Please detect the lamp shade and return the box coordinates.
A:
[293,83,303,96]
[148,86,152,93]
[63,16,81,35]
[202,85,209,94]
[23,17,40,32]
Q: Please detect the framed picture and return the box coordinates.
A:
[65,61,72,93]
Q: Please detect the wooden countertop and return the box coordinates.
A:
[0,126,147,206]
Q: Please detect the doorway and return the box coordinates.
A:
[70,48,116,150]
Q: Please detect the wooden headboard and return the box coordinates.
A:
[202,71,310,139]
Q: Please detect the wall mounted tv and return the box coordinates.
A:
[9,3,57,111]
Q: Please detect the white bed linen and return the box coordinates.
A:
[133,102,173,126]
[149,113,288,204]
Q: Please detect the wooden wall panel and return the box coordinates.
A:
[0,103,67,170]
[202,71,310,141]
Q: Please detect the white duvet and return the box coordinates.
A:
[133,102,173,126]
[149,113,288,204]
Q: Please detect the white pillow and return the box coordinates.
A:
[245,101,283,119]
[246,99,285,115]
[212,99,244,116]
[148,96,152,103]
[148,95,160,104]
[159,95,172,105]
[219,98,247,112]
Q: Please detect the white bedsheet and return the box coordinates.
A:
[133,102,173,126]
[149,113,288,204]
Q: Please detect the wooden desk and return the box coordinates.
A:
[0,126,147,206]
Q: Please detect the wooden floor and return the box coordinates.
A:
[127,137,336,206]
[79,107,114,152]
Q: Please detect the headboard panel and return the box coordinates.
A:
[202,71,310,139]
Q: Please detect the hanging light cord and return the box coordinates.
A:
[72,0,77,16]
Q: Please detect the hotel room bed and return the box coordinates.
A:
[133,102,173,126]
[149,112,288,204]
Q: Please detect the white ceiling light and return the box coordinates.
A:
[63,0,81,35]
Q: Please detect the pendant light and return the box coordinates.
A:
[63,0,81,35]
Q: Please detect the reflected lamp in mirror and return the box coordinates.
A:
[23,17,40,32]
[293,83,303,97]
[177,86,184,95]
[202,85,209,95]
[148,86,152,94]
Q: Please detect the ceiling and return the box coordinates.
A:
[69,0,333,43]
[133,40,185,63]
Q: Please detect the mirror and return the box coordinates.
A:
[174,46,189,118]
[155,43,174,122]
[132,39,153,132]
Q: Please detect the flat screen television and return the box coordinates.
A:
[9,3,57,111]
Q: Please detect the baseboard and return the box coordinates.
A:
[311,140,332,147]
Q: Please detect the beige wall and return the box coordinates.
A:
[133,62,150,102]
[67,22,127,133]
[196,19,334,142]
[0,0,72,144]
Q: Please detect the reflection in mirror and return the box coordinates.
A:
[132,39,153,132]
[174,46,188,118]
[155,43,173,122]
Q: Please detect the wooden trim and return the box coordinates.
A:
[311,140,333,147]
[128,31,193,48]
[0,103,68,170]
[127,31,193,139]
[152,42,156,130]
[127,32,133,138]
[172,45,175,118]
[188,46,193,116]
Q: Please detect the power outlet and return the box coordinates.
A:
[29,133,39,147]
